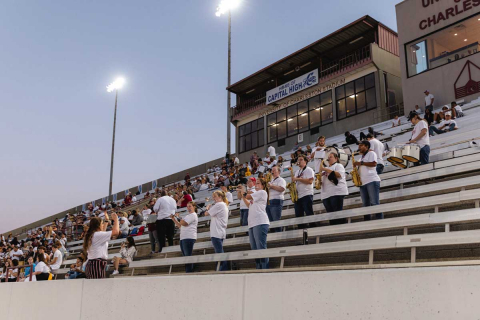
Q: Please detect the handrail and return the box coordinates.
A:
[3,264,33,282]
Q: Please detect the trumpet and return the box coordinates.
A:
[287,167,298,203]
[351,153,362,187]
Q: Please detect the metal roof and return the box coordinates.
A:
[227,15,397,94]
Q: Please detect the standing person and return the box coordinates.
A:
[83,212,119,279]
[171,201,198,273]
[240,178,270,269]
[408,114,430,165]
[353,141,383,221]
[292,155,315,229]
[204,191,229,271]
[237,177,256,227]
[147,210,160,254]
[220,184,233,205]
[424,90,434,112]
[266,166,286,232]
[153,190,177,252]
[111,236,137,275]
[311,136,327,174]
[366,133,385,174]
[268,145,276,159]
[320,153,349,225]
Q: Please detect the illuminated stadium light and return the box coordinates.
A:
[106,77,126,92]
[215,0,241,17]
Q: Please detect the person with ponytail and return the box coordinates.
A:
[83,211,119,279]
[239,178,270,269]
[205,190,229,271]
[171,201,199,273]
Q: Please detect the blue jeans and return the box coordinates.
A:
[180,239,196,273]
[376,164,384,175]
[266,199,283,232]
[294,195,314,229]
[429,123,455,136]
[420,145,430,165]
[322,195,346,225]
[360,181,383,220]
[211,237,228,271]
[67,271,80,279]
[249,224,269,269]
[240,209,249,227]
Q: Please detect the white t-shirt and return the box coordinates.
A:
[34,261,50,274]
[268,146,276,157]
[142,209,152,219]
[443,119,457,128]
[87,231,112,260]
[359,151,381,185]
[208,202,228,239]
[412,120,430,148]
[369,138,385,166]
[247,190,270,228]
[312,146,326,173]
[154,196,177,220]
[269,177,286,200]
[10,249,23,261]
[425,93,434,106]
[321,163,349,200]
[295,166,315,199]
[391,118,401,126]
[120,221,129,234]
[240,186,256,210]
[180,213,198,240]
[50,250,62,270]
[132,196,137,202]
[199,184,209,191]
[225,192,233,204]
[454,105,462,113]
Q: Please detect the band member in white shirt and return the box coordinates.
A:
[311,136,326,173]
[292,155,315,229]
[205,190,229,271]
[268,145,276,159]
[237,177,256,226]
[266,165,286,232]
[353,141,383,221]
[220,184,233,204]
[320,153,349,225]
[366,133,385,174]
[408,114,430,165]
[240,178,270,269]
[153,190,177,252]
[171,201,198,273]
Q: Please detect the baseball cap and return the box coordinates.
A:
[424,90,429,93]
[249,177,256,183]
[445,111,452,117]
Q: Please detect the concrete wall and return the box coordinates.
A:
[2,266,480,319]
[396,0,480,113]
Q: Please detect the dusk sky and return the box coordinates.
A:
[0,0,399,233]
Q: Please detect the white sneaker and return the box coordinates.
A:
[112,270,119,275]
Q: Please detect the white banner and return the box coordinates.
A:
[266,69,318,105]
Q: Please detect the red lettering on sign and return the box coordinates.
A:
[445,7,455,19]
[419,19,428,30]
[474,0,480,7]
[464,0,473,10]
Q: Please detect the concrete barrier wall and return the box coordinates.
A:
[2,266,480,320]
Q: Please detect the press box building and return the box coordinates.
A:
[396,0,480,113]
[228,16,403,162]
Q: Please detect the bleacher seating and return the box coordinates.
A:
[44,100,480,278]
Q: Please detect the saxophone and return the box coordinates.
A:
[351,153,362,187]
[315,173,322,190]
[287,167,298,203]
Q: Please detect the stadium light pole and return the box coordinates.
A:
[216,0,240,155]
[106,77,125,196]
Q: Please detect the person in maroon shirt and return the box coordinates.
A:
[124,194,132,206]
[177,191,193,208]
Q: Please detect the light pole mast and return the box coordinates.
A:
[109,89,118,196]
[227,9,232,154]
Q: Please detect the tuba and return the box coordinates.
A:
[351,153,362,187]
[287,167,298,203]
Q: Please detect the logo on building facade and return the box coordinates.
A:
[454,60,480,99]
[266,69,319,105]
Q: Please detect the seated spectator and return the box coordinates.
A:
[124,193,133,206]
[452,101,464,117]
[111,236,137,275]
[434,106,455,123]
[361,127,383,140]
[141,204,152,221]
[119,217,130,238]
[391,115,401,127]
[2,259,18,282]
[290,153,297,166]
[429,112,458,136]
[177,191,193,208]
[306,145,312,154]
[66,256,86,279]
[344,131,359,146]
[414,105,423,114]
[32,254,50,281]
[22,256,36,282]
[10,245,23,261]
[49,244,63,271]
[263,153,271,165]
[131,210,143,226]
[424,108,434,126]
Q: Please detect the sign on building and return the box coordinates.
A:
[266,69,319,105]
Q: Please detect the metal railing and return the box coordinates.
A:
[373,102,405,124]
[231,45,372,118]
[2,264,34,283]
